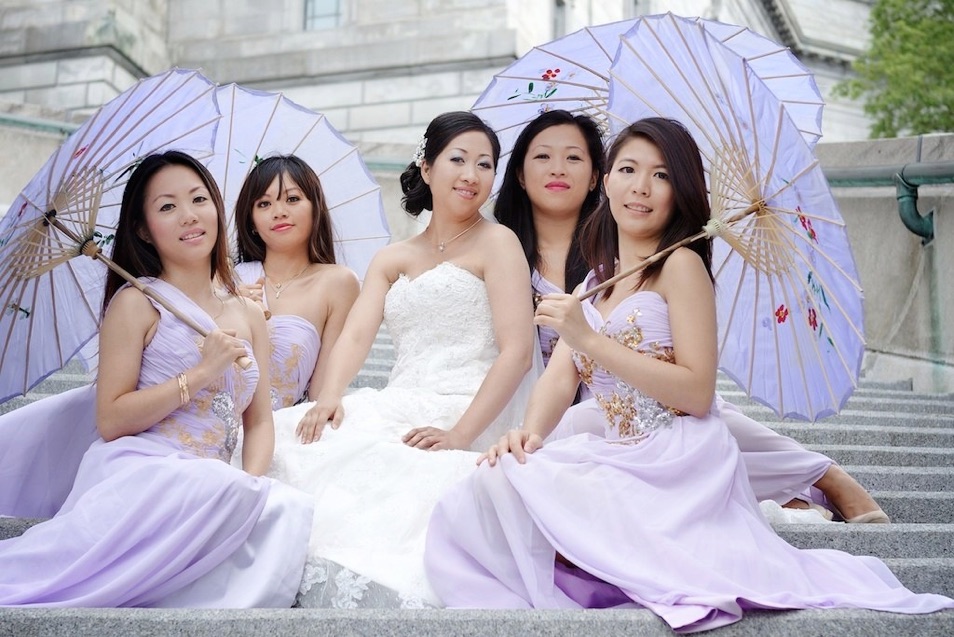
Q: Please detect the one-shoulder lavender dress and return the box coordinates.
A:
[0,264,322,518]
[0,279,312,607]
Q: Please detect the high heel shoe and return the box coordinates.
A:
[846,509,891,524]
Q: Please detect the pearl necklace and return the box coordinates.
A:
[264,263,310,298]
[429,216,483,253]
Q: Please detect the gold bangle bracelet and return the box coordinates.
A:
[176,372,190,407]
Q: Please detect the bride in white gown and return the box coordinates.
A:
[265,112,540,607]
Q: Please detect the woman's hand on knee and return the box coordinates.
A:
[478,430,543,467]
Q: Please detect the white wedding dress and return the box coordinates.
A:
[267,261,538,608]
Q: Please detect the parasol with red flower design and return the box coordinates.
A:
[586,13,865,421]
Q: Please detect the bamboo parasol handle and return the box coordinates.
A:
[577,229,706,301]
[47,215,253,370]
[577,200,763,301]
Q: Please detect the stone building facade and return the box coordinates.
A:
[0,0,873,144]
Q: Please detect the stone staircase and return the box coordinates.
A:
[1,330,952,635]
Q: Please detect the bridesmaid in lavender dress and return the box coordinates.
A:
[232,155,359,411]
[494,109,886,522]
[0,155,358,518]
[425,119,953,631]
[0,151,312,607]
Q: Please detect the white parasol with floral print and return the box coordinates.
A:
[210,84,389,281]
[471,14,825,194]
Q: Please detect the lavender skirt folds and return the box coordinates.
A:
[424,279,954,632]
[0,279,312,608]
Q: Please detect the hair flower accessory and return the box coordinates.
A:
[412,135,427,168]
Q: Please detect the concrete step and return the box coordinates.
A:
[874,492,954,524]
[5,518,951,556]
[0,607,950,637]
[717,382,954,400]
[768,423,954,447]
[751,409,954,428]
[716,376,917,393]
[725,395,954,418]
[0,517,41,541]
[881,558,954,597]
[856,378,916,391]
[776,524,954,559]
[358,360,397,373]
[844,466,954,491]
[807,444,954,467]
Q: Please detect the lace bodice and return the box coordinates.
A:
[383,262,497,395]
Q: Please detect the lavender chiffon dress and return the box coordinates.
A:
[0,264,320,519]
[424,278,953,632]
[234,262,320,409]
[534,268,830,505]
[0,385,100,517]
[0,279,312,607]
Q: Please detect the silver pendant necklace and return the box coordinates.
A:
[265,263,310,298]
[430,216,483,253]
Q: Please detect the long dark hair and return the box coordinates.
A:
[400,111,501,215]
[493,109,604,292]
[581,117,713,293]
[103,150,235,314]
[234,155,336,265]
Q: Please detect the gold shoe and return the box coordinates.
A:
[846,509,891,524]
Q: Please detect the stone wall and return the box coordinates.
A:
[0,0,877,143]
[0,1,169,118]
[817,134,954,391]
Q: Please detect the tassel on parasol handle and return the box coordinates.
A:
[47,215,253,370]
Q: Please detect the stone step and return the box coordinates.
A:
[874,492,954,524]
[0,517,41,541]
[5,519,952,558]
[716,377,917,393]
[856,377,916,391]
[719,392,954,422]
[0,396,41,414]
[349,373,389,390]
[768,423,954,447]
[26,373,94,395]
[807,444,954,467]
[359,360,397,373]
[776,523,954,559]
[714,387,954,408]
[844,466,954,492]
[881,558,954,597]
[749,405,954,425]
[0,607,950,636]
